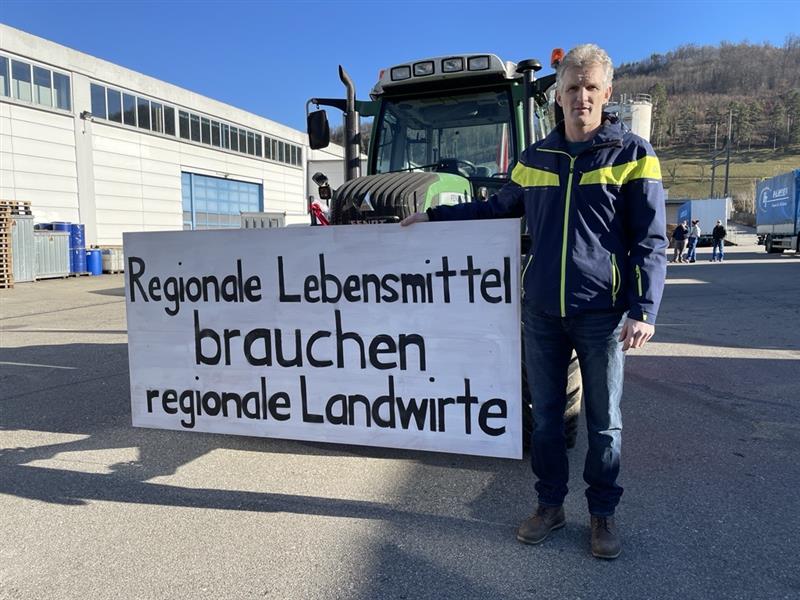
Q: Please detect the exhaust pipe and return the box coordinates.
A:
[339,65,361,181]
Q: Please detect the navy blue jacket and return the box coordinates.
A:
[428,117,668,324]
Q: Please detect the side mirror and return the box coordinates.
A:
[307,110,330,150]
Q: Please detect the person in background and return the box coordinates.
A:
[672,221,688,263]
[401,43,667,560]
[711,219,726,262]
[686,219,701,263]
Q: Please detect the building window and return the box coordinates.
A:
[151,101,164,133]
[221,124,230,149]
[229,126,239,151]
[1,55,70,110]
[137,97,150,129]
[245,131,253,155]
[79,78,298,166]
[164,106,175,135]
[123,93,136,126]
[201,117,211,144]
[179,110,190,139]
[0,56,9,97]
[107,88,122,122]
[33,66,52,107]
[182,172,262,230]
[11,60,32,102]
[182,173,193,230]
[53,71,70,110]
[190,114,201,142]
[90,82,106,118]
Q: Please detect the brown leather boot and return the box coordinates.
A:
[591,515,621,559]
[516,505,565,545]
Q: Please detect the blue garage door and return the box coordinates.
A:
[182,172,262,230]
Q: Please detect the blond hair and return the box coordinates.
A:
[556,44,614,91]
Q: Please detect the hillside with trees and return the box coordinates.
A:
[614,37,800,152]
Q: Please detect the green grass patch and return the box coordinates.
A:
[659,146,800,200]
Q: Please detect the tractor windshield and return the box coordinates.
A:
[372,89,517,179]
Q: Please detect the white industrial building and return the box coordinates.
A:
[0,24,345,246]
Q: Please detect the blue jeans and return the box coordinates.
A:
[686,237,699,261]
[712,239,724,261]
[522,307,625,516]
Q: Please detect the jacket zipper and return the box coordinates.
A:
[521,254,533,300]
[611,253,619,305]
[538,148,576,317]
[635,265,643,297]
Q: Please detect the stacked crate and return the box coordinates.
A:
[0,201,32,289]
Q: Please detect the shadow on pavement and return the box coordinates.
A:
[0,341,522,520]
[89,286,126,297]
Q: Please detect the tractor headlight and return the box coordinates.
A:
[413,61,434,76]
[442,57,464,73]
[467,56,490,71]
[390,66,412,81]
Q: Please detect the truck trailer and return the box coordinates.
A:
[756,169,800,253]
[676,198,730,245]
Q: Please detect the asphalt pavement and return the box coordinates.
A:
[1,243,798,600]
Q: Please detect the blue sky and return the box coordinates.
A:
[2,0,798,131]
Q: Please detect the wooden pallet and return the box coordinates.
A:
[69,271,92,277]
[0,200,33,216]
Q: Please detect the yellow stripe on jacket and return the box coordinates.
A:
[579,155,662,186]
[511,162,560,187]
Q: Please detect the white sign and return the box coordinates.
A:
[124,220,522,458]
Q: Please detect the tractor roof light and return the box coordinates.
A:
[442,57,464,73]
[467,56,490,71]
[413,61,434,76]
[550,48,565,68]
[390,66,412,81]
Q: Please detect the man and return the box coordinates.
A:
[711,219,726,262]
[401,44,667,559]
[672,220,688,263]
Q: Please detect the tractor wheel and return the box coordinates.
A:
[521,349,583,450]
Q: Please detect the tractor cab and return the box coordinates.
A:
[307,53,560,224]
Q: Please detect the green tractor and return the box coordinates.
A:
[306,52,581,448]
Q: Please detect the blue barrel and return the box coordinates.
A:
[71,248,87,273]
[34,222,54,230]
[69,224,85,249]
[52,221,71,232]
[86,249,103,275]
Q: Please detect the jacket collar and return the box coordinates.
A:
[538,114,625,152]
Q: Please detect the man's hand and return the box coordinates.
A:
[400,212,429,226]
[618,318,655,351]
